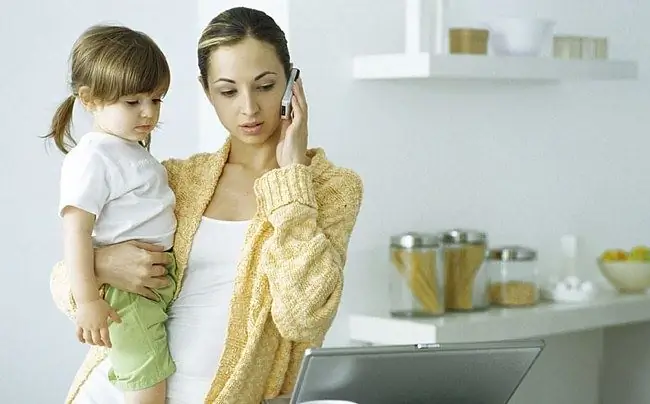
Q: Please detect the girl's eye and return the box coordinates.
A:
[153,98,163,104]
[125,101,138,106]
[259,83,275,91]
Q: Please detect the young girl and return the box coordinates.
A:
[46,24,177,404]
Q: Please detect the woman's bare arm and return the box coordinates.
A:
[50,240,172,320]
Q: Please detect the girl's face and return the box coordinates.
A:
[201,36,287,146]
[84,91,163,143]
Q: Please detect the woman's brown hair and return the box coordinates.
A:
[45,24,171,153]
[197,7,291,90]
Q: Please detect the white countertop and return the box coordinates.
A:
[349,292,650,344]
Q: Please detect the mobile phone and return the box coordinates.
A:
[280,67,300,120]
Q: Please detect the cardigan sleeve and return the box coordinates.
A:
[254,163,363,343]
[49,260,77,321]
[49,158,183,320]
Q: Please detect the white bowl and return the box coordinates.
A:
[487,18,556,57]
[597,260,650,293]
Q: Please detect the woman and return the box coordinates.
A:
[49,6,363,404]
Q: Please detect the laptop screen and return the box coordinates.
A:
[291,340,544,404]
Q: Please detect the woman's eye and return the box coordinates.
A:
[125,101,138,106]
[259,83,275,91]
[220,90,236,97]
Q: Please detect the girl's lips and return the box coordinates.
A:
[135,125,154,132]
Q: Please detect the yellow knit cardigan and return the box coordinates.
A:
[49,139,364,403]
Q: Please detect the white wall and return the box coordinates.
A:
[1,1,198,401]
[3,0,648,402]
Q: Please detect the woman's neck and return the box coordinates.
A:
[227,131,280,172]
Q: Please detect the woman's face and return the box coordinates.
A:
[202,36,287,146]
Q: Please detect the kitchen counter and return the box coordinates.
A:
[349,291,650,344]
[348,291,650,404]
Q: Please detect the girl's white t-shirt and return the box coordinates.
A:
[73,216,250,403]
[58,131,176,249]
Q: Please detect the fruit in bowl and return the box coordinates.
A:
[598,246,650,293]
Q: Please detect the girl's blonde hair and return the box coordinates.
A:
[46,24,171,153]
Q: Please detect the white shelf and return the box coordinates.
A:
[349,292,650,345]
[352,52,638,81]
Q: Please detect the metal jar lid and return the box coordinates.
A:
[437,229,487,245]
[487,245,537,262]
[390,232,440,249]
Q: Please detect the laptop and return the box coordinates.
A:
[290,339,544,404]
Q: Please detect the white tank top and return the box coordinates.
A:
[73,216,250,404]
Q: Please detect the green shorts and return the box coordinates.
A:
[102,251,178,391]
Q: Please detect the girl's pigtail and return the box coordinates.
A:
[45,95,77,154]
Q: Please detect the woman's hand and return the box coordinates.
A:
[94,240,172,301]
[276,77,310,167]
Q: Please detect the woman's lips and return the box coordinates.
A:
[240,122,263,135]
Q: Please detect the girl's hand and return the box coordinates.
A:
[95,241,172,301]
[75,299,121,347]
[276,77,310,167]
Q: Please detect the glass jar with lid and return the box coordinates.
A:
[437,229,490,311]
[389,232,445,317]
[487,245,539,307]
